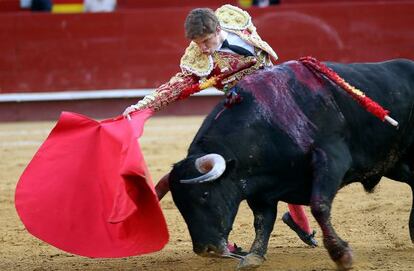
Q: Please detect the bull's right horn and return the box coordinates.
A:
[180,154,226,184]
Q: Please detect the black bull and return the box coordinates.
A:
[166,59,414,270]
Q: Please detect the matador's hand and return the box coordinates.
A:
[122,104,140,118]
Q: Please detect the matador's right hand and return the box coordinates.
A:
[122,104,140,118]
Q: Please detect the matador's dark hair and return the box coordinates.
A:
[184,8,219,40]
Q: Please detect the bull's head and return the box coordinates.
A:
[167,153,242,258]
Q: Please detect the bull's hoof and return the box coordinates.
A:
[236,253,265,270]
[335,248,353,271]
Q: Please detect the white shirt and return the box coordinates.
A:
[217,31,255,56]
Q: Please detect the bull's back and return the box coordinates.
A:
[192,59,414,181]
[237,59,414,178]
[325,59,414,176]
[329,59,414,118]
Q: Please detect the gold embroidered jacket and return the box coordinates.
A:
[135,4,278,112]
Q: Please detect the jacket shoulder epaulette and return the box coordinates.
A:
[215,4,252,31]
[180,42,214,77]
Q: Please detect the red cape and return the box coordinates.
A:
[15,109,169,258]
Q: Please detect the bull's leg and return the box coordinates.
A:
[237,200,277,270]
[310,144,353,271]
[384,161,414,242]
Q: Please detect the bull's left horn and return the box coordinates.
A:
[155,173,170,201]
[180,154,226,184]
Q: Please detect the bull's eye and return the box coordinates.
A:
[201,191,209,201]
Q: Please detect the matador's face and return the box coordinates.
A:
[193,27,223,55]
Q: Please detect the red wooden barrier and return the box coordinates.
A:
[0,0,21,12]
[117,0,237,9]
[0,1,413,93]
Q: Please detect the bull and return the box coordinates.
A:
[162,59,414,270]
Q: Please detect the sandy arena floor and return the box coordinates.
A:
[1,116,413,271]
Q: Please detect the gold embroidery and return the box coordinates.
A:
[212,51,268,91]
[180,42,213,77]
[180,4,277,77]
[222,55,266,90]
[212,51,232,72]
[215,4,252,30]
[136,71,197,111]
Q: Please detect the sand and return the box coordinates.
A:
[1,116,413,271]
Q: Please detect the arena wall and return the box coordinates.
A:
[0,1,413,120]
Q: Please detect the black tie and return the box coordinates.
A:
[221,39,254,57]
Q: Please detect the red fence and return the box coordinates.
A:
[0,1,413,93]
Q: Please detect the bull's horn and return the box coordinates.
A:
[180,154,226,184]
[155,173,170,201]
